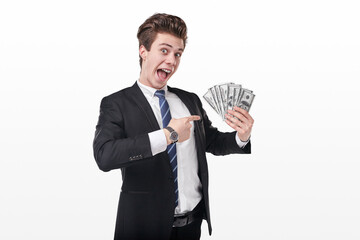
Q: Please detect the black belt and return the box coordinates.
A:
[173,202,204,228]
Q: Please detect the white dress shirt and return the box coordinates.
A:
[136,80,248,214]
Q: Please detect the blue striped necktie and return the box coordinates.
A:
[154,90,179,207]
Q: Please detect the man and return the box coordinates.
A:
[93,13,254,240]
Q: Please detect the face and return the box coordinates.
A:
[139,32,184,89]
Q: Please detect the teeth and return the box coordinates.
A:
[161,69,171,73]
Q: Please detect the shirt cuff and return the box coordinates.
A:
[235,134,250,148]
[148,129,168,156]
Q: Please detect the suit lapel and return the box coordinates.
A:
[126,82,160,131]
[168,86,205,145]
[168,86,207,177]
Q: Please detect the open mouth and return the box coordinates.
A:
[157,68,172,81]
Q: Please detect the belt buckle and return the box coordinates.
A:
[173,214,189,227]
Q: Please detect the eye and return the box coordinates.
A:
[175,52,182,57]
[161,49,168,54]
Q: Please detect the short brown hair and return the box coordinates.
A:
[137,13,188,67]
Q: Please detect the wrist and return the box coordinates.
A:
[239,134,250,142]
[164,126,179,144]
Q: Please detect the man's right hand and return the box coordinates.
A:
[163,115,200,144]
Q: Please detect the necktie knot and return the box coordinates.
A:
[155,90,166,99]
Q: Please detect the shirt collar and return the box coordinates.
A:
[137,79,168,98]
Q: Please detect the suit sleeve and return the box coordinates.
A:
[195,94,251,155]
[93,96,153,172]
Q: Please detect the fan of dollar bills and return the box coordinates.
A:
[203,83,255,120]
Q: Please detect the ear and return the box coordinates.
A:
[139,45,147,61]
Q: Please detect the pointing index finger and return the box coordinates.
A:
[187,115,201,122]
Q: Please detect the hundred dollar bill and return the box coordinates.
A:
[237,89,255,112]
[203,89,219,115]
[213,85,225,119]
[228,83,242,111]
[210,87,221,116]
[219,83,233,115]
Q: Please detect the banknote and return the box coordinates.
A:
[219,83,232,115]
[210,87,221,116]
[214,85,226,120]
[203,89,219,115]
[228,83,241,111]
[237,88,255,112]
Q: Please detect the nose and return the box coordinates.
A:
[165,54,176,66]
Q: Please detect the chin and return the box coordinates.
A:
[153,78,168,89]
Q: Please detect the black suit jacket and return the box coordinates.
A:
[93,82,251,240]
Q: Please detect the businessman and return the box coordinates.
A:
[93,13,254,240]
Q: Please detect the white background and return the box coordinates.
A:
[1,0,360,239]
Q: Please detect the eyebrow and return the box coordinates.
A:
[159,43,184,52]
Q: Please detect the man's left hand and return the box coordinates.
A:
[225,106,254,142]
